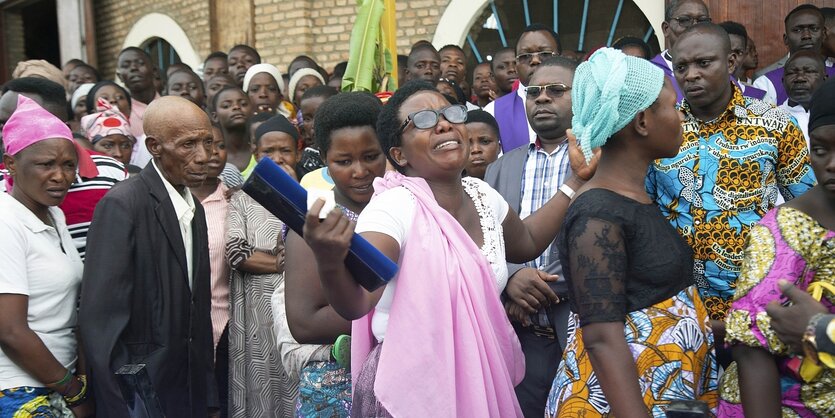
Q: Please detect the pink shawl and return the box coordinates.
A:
[351,171,524,417]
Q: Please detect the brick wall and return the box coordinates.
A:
[93,0,450,78]
[252,0,448,74]
[4,9,25,77]
[94,0,212,79]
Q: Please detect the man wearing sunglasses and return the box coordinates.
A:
[485,57,583,418]
[485,23,561,153]
[652,0,711,102]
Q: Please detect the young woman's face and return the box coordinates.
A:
[94,85,131,116]
[809,124,835,198]
[300,96,326,148]
[326,125,386,210]
[212,89,252,129]
[464,122,500,179]
[93,134,133,166]
[247,72,281,114]
[167,71,205,108]
[257,131,300,175]
[208,126,228,179]
[293,75,323,104]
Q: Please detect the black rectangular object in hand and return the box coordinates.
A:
[242,158,398,292]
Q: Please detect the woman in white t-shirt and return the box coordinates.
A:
[0,96,91,415]
[301,81,595,417]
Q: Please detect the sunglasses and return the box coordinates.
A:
[516,51,558,64]
[670,16,711,28]
[526,83,572,99]
[398,104,468,134]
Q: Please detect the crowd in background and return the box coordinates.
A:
[0,1,834,417]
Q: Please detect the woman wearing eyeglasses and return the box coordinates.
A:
[300,80,596,417]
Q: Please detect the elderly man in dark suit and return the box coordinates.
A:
[484,56,590,417]
[80,96,217,417]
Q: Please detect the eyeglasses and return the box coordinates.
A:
[526,83,572,99]
[398,104,468,134]
[670,16,711,28]
[516,51,558,64]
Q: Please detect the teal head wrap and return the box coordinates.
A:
[571,47,665,162]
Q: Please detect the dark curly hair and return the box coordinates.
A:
[376,80,439,172]
[314,91,382,157]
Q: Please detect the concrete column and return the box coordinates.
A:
[56,0,85,64]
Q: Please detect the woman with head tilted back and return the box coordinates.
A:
[301,79,597,417]
[544,48,719,418]
[716,78,835,418]
[0,96,94,416]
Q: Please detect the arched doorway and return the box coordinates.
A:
[433,0,662,67]
[121,13,201,77]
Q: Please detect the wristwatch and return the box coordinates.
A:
[559,183,576,199]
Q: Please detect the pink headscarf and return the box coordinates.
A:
[3,95,98,191]
[81,98,133,144]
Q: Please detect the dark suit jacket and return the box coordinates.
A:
[80,164,216,417]
[483,145,566,296]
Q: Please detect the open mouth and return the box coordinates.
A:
[433,139,461,151]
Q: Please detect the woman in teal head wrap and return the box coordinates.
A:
[545,48,720,417]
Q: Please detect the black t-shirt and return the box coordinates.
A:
[557,188,694,326]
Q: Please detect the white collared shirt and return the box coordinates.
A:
[779,100,810,146]
[0,193,82,390]
[152,159,196,288]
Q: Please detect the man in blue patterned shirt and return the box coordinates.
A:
[647,24,816,328]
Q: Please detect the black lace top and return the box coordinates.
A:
[557,188,694,326]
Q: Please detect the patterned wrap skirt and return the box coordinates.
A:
[546,285,720,417]
[0,387,73,418]
[350,343,393,418]
[296,360,352,418]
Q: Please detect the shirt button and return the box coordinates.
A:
[700,145,705,150]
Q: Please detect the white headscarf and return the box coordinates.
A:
[242,63,285,97]
[287,68,325,103]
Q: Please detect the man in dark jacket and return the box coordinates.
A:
[80,96,217,417]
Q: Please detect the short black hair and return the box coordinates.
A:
[408,42,440,66]
[665,0,708,22]
[331,61,348,79]
[119,46,152,60]
[823,7,835,25]
[205,51,228,63]
[785,4,823,27]
[519,23,562,55]
[719,21,748,50]
[435,78,466,105]
[314,91,382,156]
[301,85,339,102]
[376,80,438,171]
[533,56,579,74]
[85,81,131,115]
[491,47,516,71]
[465,109,501,141]
[676,22,731,56]
[612,36,652,59]
[229,44,262,64]
[439,44,465,55]
[2,77,67,110]
[397,54,408,68]
[288,55,318,75]
[70,63,102,81]
[64,58,85,67]
[785,50,826,71]
[166,69,206,94]
[210,85,247,112]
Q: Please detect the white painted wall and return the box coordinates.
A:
[56,0,85,64]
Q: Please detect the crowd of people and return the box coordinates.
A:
[0,0,834,417]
